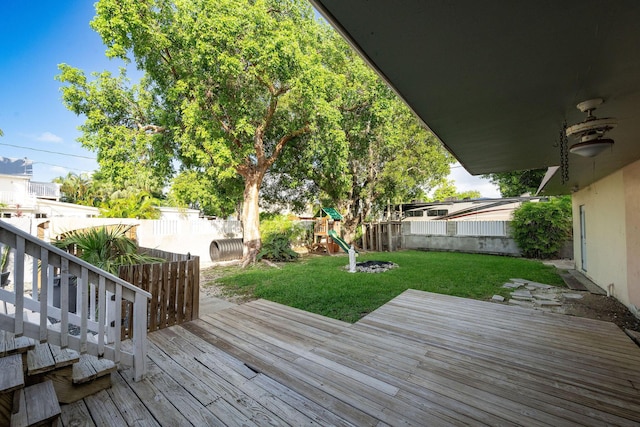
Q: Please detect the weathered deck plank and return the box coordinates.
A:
[60,291,640,426]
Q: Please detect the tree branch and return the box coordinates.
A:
[265,124,310,168]
[137,124,166,133]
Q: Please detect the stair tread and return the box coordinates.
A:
[0,354,24,393]
[27,343,80,376]
[72,355,116,384]
[0,330,35,357]
[11,380,61,427]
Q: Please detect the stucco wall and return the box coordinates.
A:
[402,222,521,256]
[572,167,631,306]
[403,234,521,256]
[624,160,640,308]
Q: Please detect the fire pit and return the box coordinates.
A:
[349,260,398,273]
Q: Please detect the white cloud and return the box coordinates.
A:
[35,132,63,143]
[49,165,68,175]
[448,163,501,198]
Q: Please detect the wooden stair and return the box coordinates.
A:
[0,333,117,426]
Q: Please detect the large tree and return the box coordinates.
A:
[58,0,344,264]
[482,169,547,197]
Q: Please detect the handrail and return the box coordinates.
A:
[0,220,150,381]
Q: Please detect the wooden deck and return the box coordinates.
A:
[60,290,640,426]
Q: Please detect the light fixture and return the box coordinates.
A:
[566,98,616,157]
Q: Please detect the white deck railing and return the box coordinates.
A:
[0,220,150,381]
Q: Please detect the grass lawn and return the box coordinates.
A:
[212,250,565,323]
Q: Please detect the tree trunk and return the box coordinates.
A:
[241,176,261,267]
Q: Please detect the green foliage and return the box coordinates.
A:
[54,172,104,206]
[53,225,163,274]
[168,170,241,218]
[100,190,161,219]
[511,197,572,259]
[257,215,303,262]
[215,251,564,322]
[482,169,547,197]
[257,234,299,262]
[431,179,482,201]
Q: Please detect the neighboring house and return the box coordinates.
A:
[0,156,64,217]
[401,197,543,221]
[312,2,640,313]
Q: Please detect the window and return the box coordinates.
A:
[427,209,448,217]
[406,210,424,217]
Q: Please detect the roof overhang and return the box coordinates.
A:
[310,0,640,194]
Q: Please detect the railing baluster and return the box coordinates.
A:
[14,236,25,336]
[60,258,69,348]
[46,265,54,307]
[114,284,122,364]
[31,255,38,302]
[79,267,89,353]
[39,248,49,343]
[98,276,106,356]
[89,281,96,322]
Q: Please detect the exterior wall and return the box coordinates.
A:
[624,160,640,309]
[572,161,640,310]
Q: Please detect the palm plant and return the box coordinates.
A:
[53,225,163,274]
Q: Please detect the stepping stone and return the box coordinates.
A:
[510,278,553,289]
[525,285,537,291]
[511,289,532,298]
[559,272,588,291]
[533,294,559,301]
[536,300,562,307]
[502,283,521,289]
[562,293,584,300]
[491,295,505,302]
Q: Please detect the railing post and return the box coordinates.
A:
[132,291,148,381]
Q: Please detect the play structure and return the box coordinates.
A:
[312,208,352,254]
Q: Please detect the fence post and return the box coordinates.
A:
[191,256,200,320]
[361,223,367,251]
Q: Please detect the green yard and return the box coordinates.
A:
[207,251,565,323]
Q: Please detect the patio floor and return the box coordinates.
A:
[61,290,640,426]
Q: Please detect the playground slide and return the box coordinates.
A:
[328,229,353,253]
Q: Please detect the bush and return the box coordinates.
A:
[258,215,303,262]
[511,196,572,259]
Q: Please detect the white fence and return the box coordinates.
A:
[408,220,509,237]
[150,219,242,237]
[2,217,243,262]
[456,221,508,237]
[410,221,447,235]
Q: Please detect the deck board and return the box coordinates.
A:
[60,290,640,426]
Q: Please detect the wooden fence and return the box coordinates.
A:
[118,248,199,339]
[361,221,403,252]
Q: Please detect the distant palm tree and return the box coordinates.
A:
[53,225,163,274]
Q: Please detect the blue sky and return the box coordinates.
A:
[0,1,498,197]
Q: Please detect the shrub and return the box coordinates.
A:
[53,224,163,274]
[511,196,572,259]
[258,214,303,262]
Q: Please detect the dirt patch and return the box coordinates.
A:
[199,263,255,304]
[562,293,640,332]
